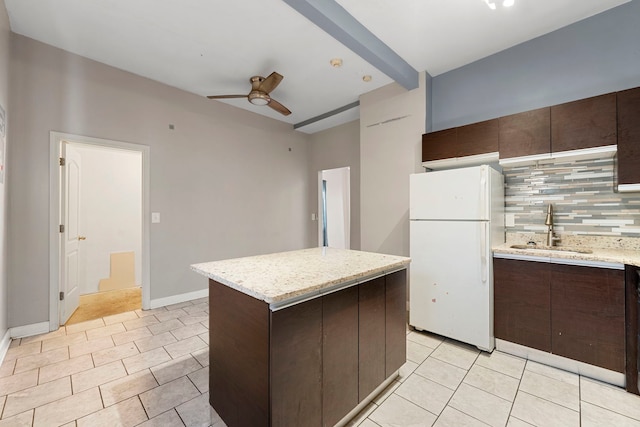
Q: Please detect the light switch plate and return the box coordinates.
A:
[152,212,161,223]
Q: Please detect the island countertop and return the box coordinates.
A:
[191,247,411,306]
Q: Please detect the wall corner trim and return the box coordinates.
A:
[0,329,12,367]
[149,288,209,310]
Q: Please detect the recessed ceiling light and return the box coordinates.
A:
[362,75,372,82]
[330,58,343,68]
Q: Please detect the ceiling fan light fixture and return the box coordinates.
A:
[362,75,372,82]
[248,91,270,106]
[330,58,343,68]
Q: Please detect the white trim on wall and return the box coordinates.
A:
[49,132,151,332]
[0,329,11,365]
[149,289,208,310]
[10,321,49,339]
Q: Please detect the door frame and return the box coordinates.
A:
[317,166,350,249]
[49,131,151,331]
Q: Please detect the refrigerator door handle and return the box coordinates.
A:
[481,222,488,283]
[479,168,487,219]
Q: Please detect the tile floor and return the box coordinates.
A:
[1,297,639,426]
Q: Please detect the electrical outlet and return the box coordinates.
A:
[152,212,161,223]
[505,213,515,227]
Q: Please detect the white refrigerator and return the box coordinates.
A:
[409,165,504,351]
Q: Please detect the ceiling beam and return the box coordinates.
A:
[282,0,419,91]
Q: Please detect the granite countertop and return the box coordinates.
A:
[493,243,640,268]
[191,247,411,305]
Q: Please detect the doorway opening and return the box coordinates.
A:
[318,167,350,249]
[49,132,151,331]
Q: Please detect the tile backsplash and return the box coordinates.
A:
[503,157,640,238]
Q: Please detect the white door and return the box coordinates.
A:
[60,142,82,324]
[409,220,493,351]
[410,165,489,221]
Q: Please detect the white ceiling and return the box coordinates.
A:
[4,0,630,133]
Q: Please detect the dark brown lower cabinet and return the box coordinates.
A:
[494,258,625,373]
[209,268,407,427]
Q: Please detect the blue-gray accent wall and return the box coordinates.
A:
[431,1,640,131]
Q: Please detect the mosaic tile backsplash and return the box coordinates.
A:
[503,157,640,238]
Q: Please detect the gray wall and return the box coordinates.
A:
[431,1,640,130]
[307,120,360,250]
[8,34,311,328]
[0,0,9,340]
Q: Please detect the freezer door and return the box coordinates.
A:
[409,220,494,351]
[410,166,489,221]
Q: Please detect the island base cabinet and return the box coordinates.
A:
[209,268,407,427]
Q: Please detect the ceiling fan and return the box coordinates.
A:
[207,71,291,116]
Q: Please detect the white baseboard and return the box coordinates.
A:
[10,321,51,339]
[0,329,11,367]
[149,288,208,310]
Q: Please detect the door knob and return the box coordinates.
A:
[78,236,87,241]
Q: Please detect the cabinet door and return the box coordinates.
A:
[617,87,640,186]
[270,298,322,427]
[385,269,407,376]
[322,286,359,427]
[550,264,625,373]
[499,107,550,159]
[422,128,457,161]
[493,259,551,352]
[358,276,386,401]
[551,93,617,152]
[457,119,499,157]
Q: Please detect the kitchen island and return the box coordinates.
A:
[191,247,410,427]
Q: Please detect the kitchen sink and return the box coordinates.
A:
[509,244,593,254]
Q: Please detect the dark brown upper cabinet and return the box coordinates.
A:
[617,87,640,187]
[551,93,617,153]
[499,108,551,159]
[422,119,499,162]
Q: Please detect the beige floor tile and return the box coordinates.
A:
[580,377,640,422]
[191,297,208,305]
[369,394,437,426]
[14,347,69,374]
[170,323,207,341]
[69,336,114,359]
[139,376,200,418]
[581,401,640,427]
[430,340,479,371]
[198,332,209,344]
[398,360,419,383]
[511,391,579,427]
[164,336,207,359]
[38,353,94,384]
[154,309,188,323]
[475,351,526,379]
[3,377,71,418]
[0,369,38,396]
[150,355,202,385]
[395,373,454,415]
[123,316,160,331]
[4,341,42,362]
[192,348,209,367]
[135,307,167,318]
[32,387,103,426]
[134,331,177,353]
[65,318,106,335]
[183,303,208,315]
[0,394,4,413]
[463,364,520,402]
[111,327,153,346]
[524,360,579,386]
[407,340,434,364]
[448,383,511,427]
[20,328,66,345]
[345,402,377,426]
[123,347,172,374]
[0,409,34,426]
[147,319,184,335]
[179,313,208,326]
[136,409,183,427]
[41,332,87,352]
[407,330,445,349]
[9,339,21,348]
[165,302,193,311]
[415,356,467,390]
[0,358,16,378]
[72,360,127,393]
[77,395,148,426]
[506,417,535,426]
[85,323,127,341]
[519,370,579,411]
[92,342,139,367]
[434,406,491,427]
[188,366,209,393]
[103,311,139,325]
[358,420,380,427]
[373,380,400,406]
[100,369,159,407]
[176,393,213,427]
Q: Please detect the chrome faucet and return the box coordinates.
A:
[545,204,560,246]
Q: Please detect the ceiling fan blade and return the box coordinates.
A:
[206,94,247,99]
[268,98,291,116]
[258,72,283,94]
